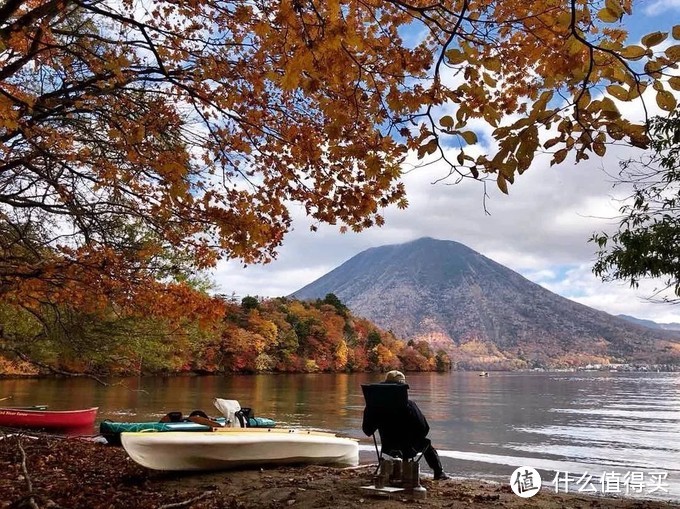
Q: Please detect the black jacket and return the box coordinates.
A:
[362,399,430,458]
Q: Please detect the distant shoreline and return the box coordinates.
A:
[3,365,680,381]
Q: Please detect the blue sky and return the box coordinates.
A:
[211,2,680,325]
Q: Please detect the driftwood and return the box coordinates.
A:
[2,432,62,509]
[340,463,378,471]
[157,491,217,509]
[17,437,40,509]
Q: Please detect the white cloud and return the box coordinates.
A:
[642,0,680,16]
[209,31,680,327]
[212,136,680,325]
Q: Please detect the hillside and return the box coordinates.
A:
[618,314,680,332]
[0,294,450,377]
[292,237,680,370]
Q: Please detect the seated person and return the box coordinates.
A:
[362,370,450,481]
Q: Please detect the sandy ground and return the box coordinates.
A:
[1,433,679,509]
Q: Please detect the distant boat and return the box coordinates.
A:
[0,406,98,434]
[479,371,489,377]
[121,428,359,471]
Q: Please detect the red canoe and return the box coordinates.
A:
[0,406,98,434]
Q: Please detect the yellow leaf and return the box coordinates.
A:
[446,49,466,65]
[281,71,300,90]
[482,73,497,88]
[673,25,680,40]
[669,76,680,91]
[644,60,663,79]
[439,115,454,128]
[656,90,677,111]
[625,82,647,99]
[565,36,583,56]
[461,41,476,57]
[529,90,554,121]
[641,31,668,48]
[576,89,591,108]
[627,124,649,148]
[554,11,572,29]
[460,131,478,145]
[456,105,470,127]
[606,84,630,101]
[605,0,624,17]
[600,97,620,115]
[483,57,502,73]
[543,136,561,149]
[365,154,382,177]
[607,122,626,140]
[665,45,680,61]
[552,149,568,166]
[496,174,508,194]
[424,139,439,155]
[482,105,500,127]
[597,8,619,23]
[619,45,646,60]
[133,126,145,143]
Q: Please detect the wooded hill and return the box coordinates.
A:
[0,294,450,377]
[292,238,680,370]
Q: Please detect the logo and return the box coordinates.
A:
[510,466,542,498]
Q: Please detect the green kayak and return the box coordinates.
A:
[100,416,277,445]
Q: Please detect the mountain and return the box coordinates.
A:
[291,237,680,370]
[618,314,680,332]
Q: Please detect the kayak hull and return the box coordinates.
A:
[0,407,98,434]
[121,429,359,471]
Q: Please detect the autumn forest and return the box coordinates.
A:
[1,0,680,378]
[0,293,451,377]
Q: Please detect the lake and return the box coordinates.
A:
[1,371,679,501]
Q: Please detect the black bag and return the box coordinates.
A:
[234,407,254,427]
[160,411,183,423]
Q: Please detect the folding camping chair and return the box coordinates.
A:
[360,382,427,497]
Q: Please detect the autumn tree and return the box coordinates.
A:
[241,296,261,311]
[367,330,382,348]
[321,293,348,316]
[592,111,680,303]
[4,0,679,284]
[435,350,452,372]
[3,0,680,367]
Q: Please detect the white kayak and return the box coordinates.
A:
[120,428,359,471]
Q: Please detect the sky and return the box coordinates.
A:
[211,2,680,325]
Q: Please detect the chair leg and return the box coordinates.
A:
[372,434,382,476]
[373,458,382,476]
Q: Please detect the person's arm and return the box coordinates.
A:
[362,406,378,436]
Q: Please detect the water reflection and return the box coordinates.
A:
[1,371,679,501]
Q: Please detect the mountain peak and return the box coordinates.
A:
[291,239,680,369]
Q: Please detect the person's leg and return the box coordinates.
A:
[420,440,450,480]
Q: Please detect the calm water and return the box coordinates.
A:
[2,371,679,501]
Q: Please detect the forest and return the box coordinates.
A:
[0,293,451,377]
